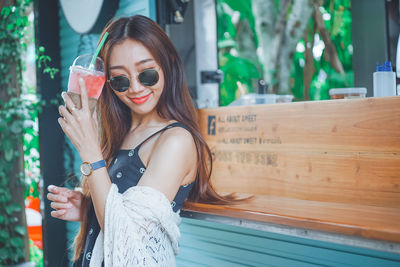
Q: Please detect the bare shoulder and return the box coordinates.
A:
[138,125,197,199]
[157,126,195,149]
[150,126,197,171]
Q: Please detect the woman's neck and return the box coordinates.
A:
[129,110,169,132]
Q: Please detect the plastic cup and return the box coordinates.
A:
[329,88,367,99]
[67,54,105,113]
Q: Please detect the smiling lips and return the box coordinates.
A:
[129,93,152,105]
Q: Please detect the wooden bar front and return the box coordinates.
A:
[183,97,400,243]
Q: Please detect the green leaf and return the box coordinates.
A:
[10,120,22,134]
[5,149,14,161]
[5,203,21,214]
[10,237,25,248]
[16,17,24,27]
[7,23,14,31]
[1,7,11,17]
[0,229,10,241]
[0,247,9,260]
[14,225,26,235]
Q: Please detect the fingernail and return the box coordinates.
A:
[61,92,66,100]
[48,185,54,191]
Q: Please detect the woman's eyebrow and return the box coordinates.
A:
[109,59,155,70]
[109,65,125,70]
[135,58,155,66]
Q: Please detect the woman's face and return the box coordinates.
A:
[108,39,164,116]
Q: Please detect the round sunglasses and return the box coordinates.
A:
[107,68,159,92]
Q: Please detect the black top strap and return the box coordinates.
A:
[135,122,189,150]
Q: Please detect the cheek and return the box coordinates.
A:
[114,92,127,103]
[155,84,164,98]
[156,74,165,95]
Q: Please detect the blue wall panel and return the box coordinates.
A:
[177,218,400,267]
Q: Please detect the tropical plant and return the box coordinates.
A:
[216,0,353,105]
[0,0,58,265]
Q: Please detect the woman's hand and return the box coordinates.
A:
[47,185,83,221]
[58,78,102,162]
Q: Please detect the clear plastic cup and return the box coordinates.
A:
[229,93,277,106]
[329,88,367,99]
[67,54,105,113]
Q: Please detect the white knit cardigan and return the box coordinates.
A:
[89,184,181,267]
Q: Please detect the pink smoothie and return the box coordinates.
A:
[68,66,105,99]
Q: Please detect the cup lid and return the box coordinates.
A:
[329,88,367,95]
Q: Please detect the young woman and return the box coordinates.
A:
[47,15,234,266]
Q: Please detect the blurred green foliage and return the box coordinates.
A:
[29,240,43,267]
[217,0,261,106]
[1,1,53,265]
[1,0,34,264]
[216,0,353,105]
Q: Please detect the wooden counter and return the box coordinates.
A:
[183,97,400,244]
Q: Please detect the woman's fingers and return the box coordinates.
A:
[47,185,81,221]
[47,185,73,200]
[51,209,66,218]
[61,92,77,113]
[57,115,83,148]
[79,78,89,111]
[58,117,75,142]
[51,201,73,210]
[67,189,83,200]
[58,104,75,122]
[47,184,60,194]
[47,192,68,203]
[92,109,99,128]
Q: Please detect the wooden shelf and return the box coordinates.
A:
[184,195,400,243]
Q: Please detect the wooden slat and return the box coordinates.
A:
[197,97,400,206]
[184,195,400,243]
[183,97,400,243]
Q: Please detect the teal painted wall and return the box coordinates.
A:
[177,218,400,267]
[58,0,156,264]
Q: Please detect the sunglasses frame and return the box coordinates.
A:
[107,68,160,92]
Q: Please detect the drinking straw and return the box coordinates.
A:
[89,32,109,69]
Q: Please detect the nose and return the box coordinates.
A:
[127,75,144,94]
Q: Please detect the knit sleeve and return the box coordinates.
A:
[99,184,181,267]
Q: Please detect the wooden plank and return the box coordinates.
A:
[184,195,400,243]
[197,97,400,207]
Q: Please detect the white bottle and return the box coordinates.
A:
[373,61,396,97]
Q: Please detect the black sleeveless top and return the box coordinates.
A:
[74,122,195,267]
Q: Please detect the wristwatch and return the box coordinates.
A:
[80,159,106,176]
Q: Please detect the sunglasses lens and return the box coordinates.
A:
[110,76,130,92]
[138,69,159,86]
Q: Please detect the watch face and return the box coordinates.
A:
[80,162,92,176]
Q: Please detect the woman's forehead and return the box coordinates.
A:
[109,39,156,66]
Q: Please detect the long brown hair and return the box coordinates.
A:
[73,15,236,261]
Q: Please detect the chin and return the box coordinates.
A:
[128,102,157,115]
